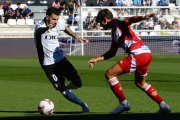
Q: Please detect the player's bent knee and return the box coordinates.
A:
[71,79,82,88]
[105,69,112,80]
[135,81,141,88]
[135,81,146,89]
[74,81,82,88]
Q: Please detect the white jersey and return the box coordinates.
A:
[35,18,65,65]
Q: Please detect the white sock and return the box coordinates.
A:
[159,101,166,107]
[121,99,128,105]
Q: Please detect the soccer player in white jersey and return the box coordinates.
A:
[88,9,171,114]
[34,7,89,112]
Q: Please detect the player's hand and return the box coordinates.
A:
[88,58,97,68]
[48,22,54,29]
[77,37,89,43]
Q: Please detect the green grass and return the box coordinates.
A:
[0,55,180,117]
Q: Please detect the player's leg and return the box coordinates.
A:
[57,58,82,90]
[65,72,82,90]
[135,74,171,113]
[62,89,89,112]
[42,65,67,91]
[134,53,171,113]
[56,57,89,112]
[105,62,130,114]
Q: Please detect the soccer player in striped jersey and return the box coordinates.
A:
[88,9,171,114]
[34,7,89,112]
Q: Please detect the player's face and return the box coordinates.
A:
[46,13,59,28]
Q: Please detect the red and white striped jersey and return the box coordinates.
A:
[111,19,151,55]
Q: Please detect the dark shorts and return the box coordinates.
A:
[42,57,82,91]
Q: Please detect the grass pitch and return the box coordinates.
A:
[0,55,180,118]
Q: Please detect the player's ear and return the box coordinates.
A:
[102,17,107,23]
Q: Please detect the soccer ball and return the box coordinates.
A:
[38,99,54,115]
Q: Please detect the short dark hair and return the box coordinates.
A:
[96,9,113,23]
[46,7,60,16]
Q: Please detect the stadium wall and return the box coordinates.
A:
[0,38,37,57]
[0,35,180,57]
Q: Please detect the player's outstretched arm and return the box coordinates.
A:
[88,47,117,68]
[64,26,89,43]
[143,13,157,20]
[125,13,157,25]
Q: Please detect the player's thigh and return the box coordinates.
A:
[134,53,152,87]
[106,62,125,79]
[117,55,133,74]
[56,57,82,86]
[135,53,152,76]
[42,65,66,90]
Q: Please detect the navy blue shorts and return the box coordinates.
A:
[42,57,82,91]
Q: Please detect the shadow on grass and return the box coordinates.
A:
[0,111,180,120]
[0,111,82,114]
